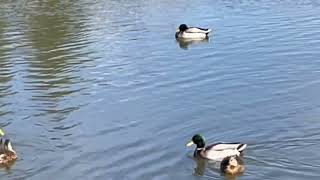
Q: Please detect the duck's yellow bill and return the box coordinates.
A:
[186,141,194,147]
[0,129,4,136]
[176,28,180,33]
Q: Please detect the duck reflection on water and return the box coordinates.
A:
[192,155,245,179]
[176,38,209,50]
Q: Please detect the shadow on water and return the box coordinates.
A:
[0,1,95,178]
[23,1,92,122]
[0,19,14,125]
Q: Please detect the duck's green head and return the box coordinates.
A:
[0,128,4,137]
[178,24,188,32]
[186,134,205,149]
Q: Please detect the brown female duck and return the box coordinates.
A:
[0,139,17,165]
[220,156,245,175]
[0,129,17,166]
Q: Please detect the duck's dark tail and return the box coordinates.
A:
[0,139,14,153]
[237,144,247,153]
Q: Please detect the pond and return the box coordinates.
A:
[0,0,320,179]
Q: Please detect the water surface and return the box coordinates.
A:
[0,0,320,179]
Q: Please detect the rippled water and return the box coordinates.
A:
[1,0,320,179]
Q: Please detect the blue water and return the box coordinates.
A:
[0,0,320,179]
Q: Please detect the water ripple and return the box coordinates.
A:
[0,0,320,180]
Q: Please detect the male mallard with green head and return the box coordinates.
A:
[186,134,246,161]
[175,24,211,39]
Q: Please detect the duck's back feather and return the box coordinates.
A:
[185,27,211,33]
[177,32,208,39]
[202,149,240,161]
[206,143,247,152]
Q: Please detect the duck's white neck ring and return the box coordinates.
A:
[197,148,205,150]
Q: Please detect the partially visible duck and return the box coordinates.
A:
[0,128,4,137]
[175,24,211,39]
[220,155,245,175]
[0,139,17,165]
[186,134,247,161]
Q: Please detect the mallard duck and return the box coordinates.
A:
[175,24,211,39]
[0,139,17,165]
[186,134,247,161]
[220,156,245,175]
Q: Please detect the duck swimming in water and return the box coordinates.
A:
[0,139,17,166]
[175,24,211,39]
[220,155,245,175]
[186,134,247,161]
[0,128,17,166]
